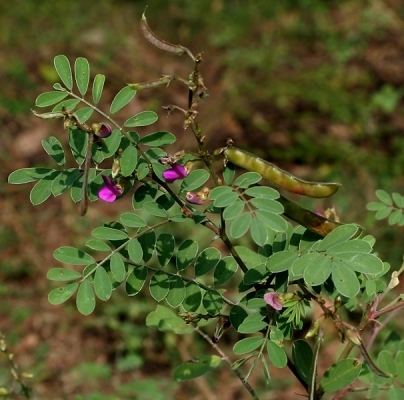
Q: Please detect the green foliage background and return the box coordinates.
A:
[1,1,403,399]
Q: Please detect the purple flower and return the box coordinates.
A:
[98,176,123,203]
[162,163,188,183]
[95,123,112,138]
[186,191,204,205]
[264,292,283,311]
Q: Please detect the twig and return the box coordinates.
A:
[193,325,260,400]
[0,331,32,399]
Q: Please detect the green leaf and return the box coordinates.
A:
[182,282,202,312]
[237,314,267,334]
[110,253,126,282]
[156,233,175,266]
[195,247,221,277]
[76,279,96,316]
[92,227,128,241]
[52,98,80,112]
[292,340,313,384]
[267,340,287,368]
[213,191,239,208]
[74,106,94,124]
[54,55,73,90]
[127,238,144,264]
[138,232,156,262]
[233,336,264,355]
[177,240,198,271]
[47,268,81,282]
[53,246,95,265]
[233,172,262,188]
[35,91,69,107]
[209,186,233,200]
[389,388,404,400]
[48,282,78,305]
[388,209,402,225]
[302,253,332,286]
[256,210,288,232]
[250,198,284,214]
[74,57,90,96]
[315,224,359,251]
[146,305,193,334]
[267,250,298,273]
[149,272,170,302]
[244,186,279,199]
[366,201,385,212]
[229,305,248,329]
[395,351,404,384]
[42,136,65,165]
[120,212,146,228]
[69,128,88,166]
[328,239,372,255]
[392,192,404,208]
[228,212,251,239]
[378,350,395,375]
[126,266,147,296]
[202,291,224,314]
[30,177,54,205]
[94,267,112,301]
[375,189,392,206]
[375,206,392,220]
[120,140,138,177]
[214,256,238,286]
[174,356,221,381]
[124,111,158,127]
[166,276,186,308]
[92,74,105,104]
[92,129,121,164]
[139,131,176,146]
[339,253,383,275]
[110,86,137,114]
[332,261,360,297]
[8,167,53,184]
[51,169,81,196]
[250,217,268,246]
[320,358,362,392]
[223,163,235,185]
[223,198,244,219]
[181,169,210,192]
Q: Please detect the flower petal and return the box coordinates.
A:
[98,186,117,203]
[264,292,283,311]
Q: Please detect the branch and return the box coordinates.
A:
[192,325,261,400]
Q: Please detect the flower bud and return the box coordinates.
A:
[93,122,112,138]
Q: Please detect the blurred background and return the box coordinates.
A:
[1,0,403,399]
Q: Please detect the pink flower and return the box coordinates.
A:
[264,292,283,311]
[162,163,188,183]
[98,176,123,203]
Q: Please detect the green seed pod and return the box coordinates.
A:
[224,146,340,198]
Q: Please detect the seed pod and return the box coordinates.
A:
[140,12,185,55]
[224,146,340,198]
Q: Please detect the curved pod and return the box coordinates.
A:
[224,147,340,198]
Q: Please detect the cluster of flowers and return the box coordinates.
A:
[95,124,282,310]
[95,125,206,205]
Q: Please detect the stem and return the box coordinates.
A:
[123,258,237,306]
[79,133,94,216]
[193,325,260,400]
[374,300,404,319]
[0,331,31,399]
